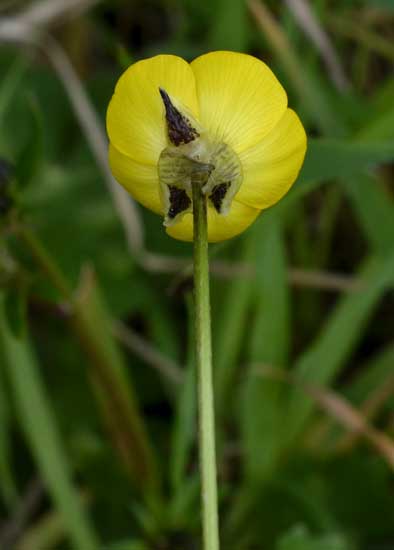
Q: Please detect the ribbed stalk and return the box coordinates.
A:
[192,180,220,550]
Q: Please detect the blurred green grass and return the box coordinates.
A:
[0,0,394,549]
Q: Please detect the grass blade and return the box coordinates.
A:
[284,252,394,445]
[72,267,159,496]
[0,294,99,550]
[170,297,196,492]
[288,138,394,202]
[343,172,394,254]
[241,214,290,480]
[214,232,256,418]
[345,344,394,403]
[0,358,17,508]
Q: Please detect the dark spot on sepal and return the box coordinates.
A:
[209,182,231,213]
[159,88,199,146]
[167,185,191,219]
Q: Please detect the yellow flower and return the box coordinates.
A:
[107,51,306,242]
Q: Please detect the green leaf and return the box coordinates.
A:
[3,285,27,338]
[214,232,256,417]
[294,141,394,256]
[249,216,290,365]
[72,270,159,493]
[102,541,148,550]
[0,358,17,508]
[0,57,27,128]
[324,453,394,540]
[241,215,290,481]
[170,297,196,491]
[357,106,394,140]
[296,138,394,193]
[23,162,138,316]
[364,0,394,11]
[345,344,394,403]
[284,251,394,445]
[342,172,394,254]
[146,292,180,364]
[277,525,350,550]
[358,78,394,140]
[0,294,99,550]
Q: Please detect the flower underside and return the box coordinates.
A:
[158,88,242,226]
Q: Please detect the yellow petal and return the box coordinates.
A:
[109,144,162,214]
[107,55,199,165]
[166,200,260,242]
[191,51,287,154]
[236,109,307,210]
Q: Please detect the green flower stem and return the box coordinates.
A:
[192,180,220,550]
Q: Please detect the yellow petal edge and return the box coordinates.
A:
[166,200,260,242]
[106,55,199,165]
[106,52,307,243]
[236,108,307,210]
[191,51,288,154]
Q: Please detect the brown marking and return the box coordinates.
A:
[159,88,199,146]
[168,185,191,219]
[209,182,231,213]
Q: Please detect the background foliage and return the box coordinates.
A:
[1,0,394,549]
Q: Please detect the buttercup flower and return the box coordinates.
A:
[107,51,306,242]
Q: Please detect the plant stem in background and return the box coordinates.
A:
[192,180,220,550]
[15,224,159,502]
[17,225,72,300]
